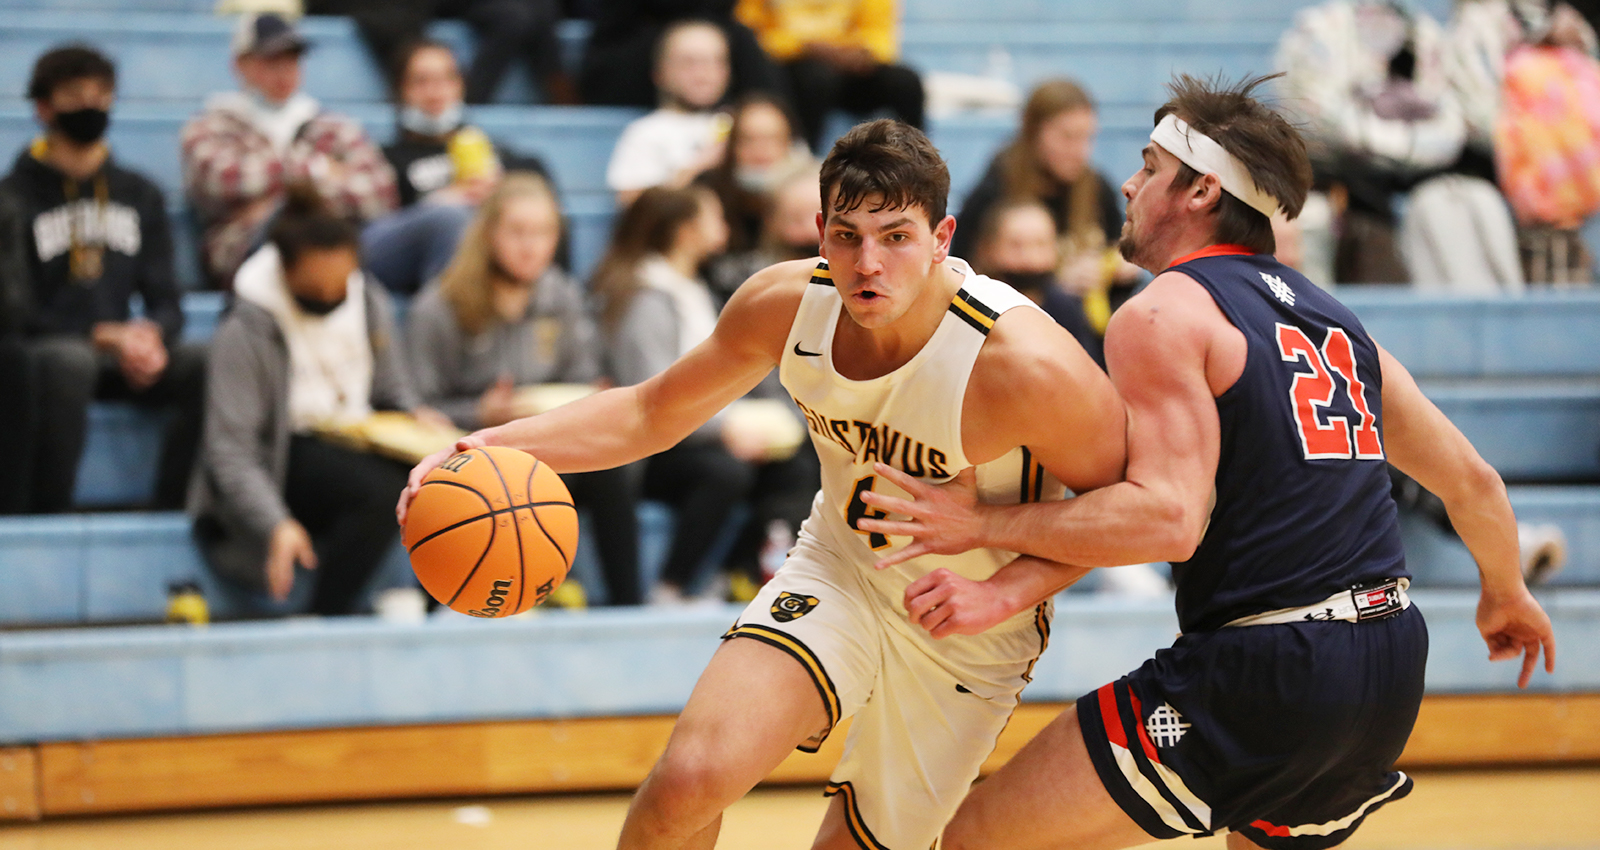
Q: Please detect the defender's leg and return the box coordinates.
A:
[942,705,1154,850]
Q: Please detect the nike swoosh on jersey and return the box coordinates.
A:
[793,342,823,357]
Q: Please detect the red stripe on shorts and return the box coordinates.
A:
[1097,683,1127,748]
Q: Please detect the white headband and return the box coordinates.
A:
[1149,114,1280,219]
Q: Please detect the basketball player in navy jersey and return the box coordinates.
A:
[396,120,1126,849]
[856,76,1557,850]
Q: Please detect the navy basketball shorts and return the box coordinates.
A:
[1078,605,1428,850]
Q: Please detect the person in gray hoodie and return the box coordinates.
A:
[189,185,435,614]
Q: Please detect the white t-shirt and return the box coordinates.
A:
[234,245,374,432]
[606,109,725,193]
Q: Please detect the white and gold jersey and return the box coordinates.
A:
[778,258,1066,617]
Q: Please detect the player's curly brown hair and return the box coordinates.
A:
[1155,74,1313,254]
[819,119,949,228]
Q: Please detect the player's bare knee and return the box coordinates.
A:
[645,745,743,821]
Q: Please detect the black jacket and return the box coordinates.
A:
[0,146,181,341]
[384,128,552,208]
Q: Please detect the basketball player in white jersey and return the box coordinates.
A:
[396,119,1125,850]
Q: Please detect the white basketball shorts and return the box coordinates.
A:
[724,530,1052,850]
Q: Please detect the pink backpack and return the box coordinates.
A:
[1496,43,1600,228]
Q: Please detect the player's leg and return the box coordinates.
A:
[1227,833,1269,850]
[804,794,857,850]
[942,705,1154,850]
[618,636,831,850]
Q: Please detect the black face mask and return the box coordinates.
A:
[991,269,1057,294]
[293,292,347,316]
[54,108,109,145]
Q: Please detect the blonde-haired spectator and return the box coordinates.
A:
[405,173,644,605]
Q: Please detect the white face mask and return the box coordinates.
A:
[400,103,463,137]
[735,165,782,194]
[246,84,291,113]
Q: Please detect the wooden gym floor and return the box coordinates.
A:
[0,768,1595,850]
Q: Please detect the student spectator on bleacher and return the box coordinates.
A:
[592,185,761,605]
[307,0,576,104]
[579,0,788,109]
[0,45,205,515]
[0,186,28,514]
[970,198,1103,367]
[695,168,823,601]
[404,174,645,605]
[735,0,925,152]
[951,79,1140,331]
[1486,1,1600,284]
[705,162,817,299]
[699,92,814,256]
[606,20,736,208]
[360,38,559,296]
[189,186,430,614]
[182,13,398,290]
[1277,1,1523,287]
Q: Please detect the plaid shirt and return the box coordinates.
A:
[181,94,397,288]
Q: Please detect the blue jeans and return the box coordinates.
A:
[360,202,476,295]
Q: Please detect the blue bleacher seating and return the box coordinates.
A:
[11,291,1589,629]
[2,587,1594,744]
[1343,290,1600,483]
[0,511,418,624]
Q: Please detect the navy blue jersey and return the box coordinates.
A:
[1168,249,1406,633]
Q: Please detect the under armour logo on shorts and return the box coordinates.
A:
[1146,703,1191,748]
[772,592,819,623]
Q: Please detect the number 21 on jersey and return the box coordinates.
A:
[1276,323,1384,461]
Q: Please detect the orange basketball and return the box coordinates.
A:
[402,446,578,618]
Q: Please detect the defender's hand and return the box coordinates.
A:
[856,464,985,569]
[1477,585,1556,689]
[396,434,488,525]
[904,568,1015,638]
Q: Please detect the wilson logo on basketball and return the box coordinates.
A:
[468,579,515,617]
[439,453,474,473]
[771,592,819,623]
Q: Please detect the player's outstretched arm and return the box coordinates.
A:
[861,273,1225,570]
[397,262,807,524]
[1378,343,1555,688]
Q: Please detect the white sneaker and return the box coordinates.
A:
[649,583,689,608]
[1518,523,1567,585]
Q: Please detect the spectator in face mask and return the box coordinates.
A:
[705,164,820,300]
[0,44,205,514]
[190,185,438,614]
[972,199,1104,367]
[700,92,814,255]
[360,39,562,296]
[182,13,397,290]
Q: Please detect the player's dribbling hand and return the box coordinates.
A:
[904,568,1013,638]
[396,434,488,525]
[857,464,985,570]
[1476,585,1556,689]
